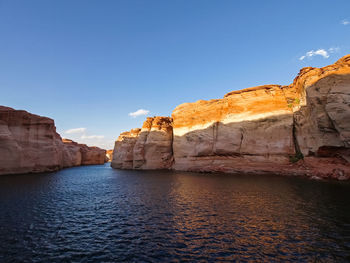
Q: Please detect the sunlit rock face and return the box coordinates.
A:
[171,85,296,174]
[0,106,64,175]
[111,55,350,180]
[106,150,113,162]
[133,117,173,169]
[0,106,107,175]
[111,129,141,169]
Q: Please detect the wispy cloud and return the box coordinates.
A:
[299,48,340,61]
[81,135,104,139]
[63,127,107,148]
[328,47,340,53]
[65,127,86,134]
[341,19,349,25]
[129,109,150,118]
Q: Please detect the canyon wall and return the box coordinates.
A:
[172,84,296,174]
[62,139,106,167]
[111,117,173,169]
[106,149,114,162]
[0,106,107,175]
[112,55,350,180]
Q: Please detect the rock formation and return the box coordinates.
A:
[62,139,82,168]
[0,106,107,175]
[172,84,295,173]
[62,139,106,166]
[133,117,173,169]
[0,106,64,175]
[106,149,114,162]
[79,144,106,165]
[111,117,173,170]
[111,128,141,169]
[111,55,350,180]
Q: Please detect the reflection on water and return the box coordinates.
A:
[0,164,349,262]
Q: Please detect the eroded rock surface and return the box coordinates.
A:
[111,129,141,169]
[0,106,107,175]
[172,85,296,173]
[292,55,350,160]
[0,106,64,175]
[111,55,350,180]
[111,117,173,170]
[79,144,106,165]
[106,150,113,162]
[62,139,82,168]
[133,117,173,169]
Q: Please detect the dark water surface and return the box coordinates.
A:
[0,164,349,262]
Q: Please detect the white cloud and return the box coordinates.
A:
[341,19,349,25]
[128,109,150,118]
[65,127,86,134]
[81,135,104,139]
[299,49,329,61]
[62,127,108,148]
[328,47,340,53]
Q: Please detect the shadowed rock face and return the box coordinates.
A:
[62,139,106,166]
[0,107,106,175]
[79,144,106,165]
[111,117,173,170]
[0,106,64,175]
[172,115,296,174]
[294,74,350,157]
[111,55,350,180]
[133,117,173,169]
[62,139,82,167]
[111,129,141,169]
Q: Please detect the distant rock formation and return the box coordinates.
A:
[62,139,106,166]
[62,139,82,167]
[111,55,350,180]
[0,106,107,175]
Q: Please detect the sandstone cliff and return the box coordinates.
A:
[62,139,106,167]
[111,55,350,180]
[172,84,295,172]
[62,139,82,167]
[79,144,106,165]
[133,117,173,169]
[0,106,107,175]
[106,149,114,162]
[111,117,173,170]
[111,128,141,169]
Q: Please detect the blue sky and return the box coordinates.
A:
[1,0,349,149]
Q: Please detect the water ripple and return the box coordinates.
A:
[0,164,349,262]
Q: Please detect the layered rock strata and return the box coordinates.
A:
[62,139,106,166]
[112,55,350,180]
[62,139,82,167]
[133,117,173,169]
[111,128,141,169]
[172,84,296,173]
[111,117,173,169]
[0,106,106,175]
